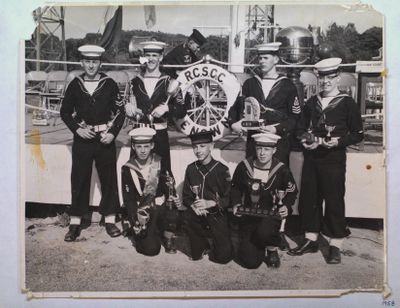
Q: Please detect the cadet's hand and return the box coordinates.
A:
[125,103,143,118]
[76,127,96,139]
[231,120,244,134]
[259,124,278,134]
[151,104,169,118]
[191,203,208,216]
[321,138,339,149]
[232,204,242,217]
[302,141,319,150]
[172,195,186,210]
[279,206,288,218]
[100,133,115,144]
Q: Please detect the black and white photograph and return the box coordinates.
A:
[21,1,387,298]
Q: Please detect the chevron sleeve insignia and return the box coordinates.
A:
[292,96,301,114]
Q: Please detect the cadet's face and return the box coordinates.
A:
[192,143,213,162]
[255,145,275,164]
[144,52,163,71]
[319,73,340,96]
[133,143,154,161]
[258,54,278,74]
[81,59,101,78]
[187,40,200,53]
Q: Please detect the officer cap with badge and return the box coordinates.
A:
[314,57,342,76]
[255,42,282,56]
[129,125,157,144]
[189,29,207,47]
[252,132,281,147]
[189,131,214,145]
[78,45,105,60]
[140,41,167,54]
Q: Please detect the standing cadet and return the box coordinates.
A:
[125,41,173,170]
[229,42,301,166]
[121,126,182,255]
[60,45,125,241]
[230,132,297,269]
[182,131,233,264]
[287,58,364,264]
[163,29,207,79]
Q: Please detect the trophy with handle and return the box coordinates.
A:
[270,189,287,219]
[165,171,176,210]
[324,124,336,142]
[190,184,201,201]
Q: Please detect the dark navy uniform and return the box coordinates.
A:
[182,158,233,264]
[129,74,173,169]
[228,74,301,165]
[163,43,199,79]
[298,93,364,238]
[230,157,297,269]
[60,73,125,218]
[121,153,178,256]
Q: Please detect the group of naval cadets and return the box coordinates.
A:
[60,29,364,268]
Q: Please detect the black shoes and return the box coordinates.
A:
[265,250,280,268]
[189,249,210,261]
[64,225,81,242]
[327,246,341,264]
[105,223,122,238]
[287,239,319,256]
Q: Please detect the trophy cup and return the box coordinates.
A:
[270,189,287,218]
[165,171,175,210]
[190,185,201,201]
[240,97,264,130]
[324,124,336,142]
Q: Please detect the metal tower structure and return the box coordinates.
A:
[26,6,67,72]
[245,5,280,65]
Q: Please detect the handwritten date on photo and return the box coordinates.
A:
[382,300,396,306]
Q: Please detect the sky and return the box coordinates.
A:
[54,4,383,39]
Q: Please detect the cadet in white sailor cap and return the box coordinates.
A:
[125,40,175,170]
[230,132,298,269]
[60,44,125,241]
[121,125,182,255]
[229,41,301,166]
[288,58,364,264]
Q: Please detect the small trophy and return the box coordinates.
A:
[324,124,336,142]
[136,207,151,233]
[271,189,287,217]
[165,171,175,210]
[241,97,264,130]
[190,184,201,201]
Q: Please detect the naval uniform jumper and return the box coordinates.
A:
[298,93,364,238]
[228,74,300,165]
[121,153,176,256]
[163,43,199,79]
[230,157,297,269]
[129,74,173,170]
[60,73,125,217]
[182,158,233,263]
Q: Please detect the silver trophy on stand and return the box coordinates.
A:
[190,184,201,201]
[165,171,175,210]
[271,189,287,218]
[240,97,264,130]
[235,179,272,217]
[324,124,336,142]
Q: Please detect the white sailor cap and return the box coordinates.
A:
[140,41,167,54]
[314,57,342,76]
[255,42,282,55]
[129,126,156,144]
[252,132,281,147]
[78,45,105,60]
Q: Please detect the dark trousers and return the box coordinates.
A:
[134,206,165,256]
[299,148,350,238]
[183,208,233,264]
[130,128,171,170]
[70,138,120,217]
[236,216,281,269]
[246,134,290,165]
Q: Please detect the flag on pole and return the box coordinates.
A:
[99,6,123,50]
[144,6,156,29]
